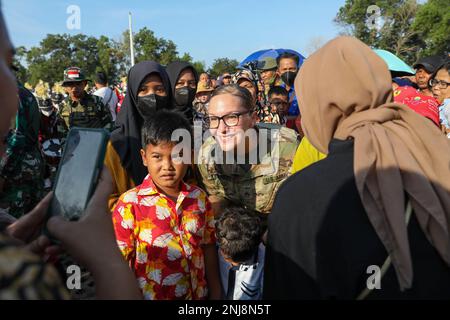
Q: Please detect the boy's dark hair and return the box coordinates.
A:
[276,52,299,67]
[268,86,289,100]
[141,110,192,148]
[216,207,263,264]
[95,72,108,86]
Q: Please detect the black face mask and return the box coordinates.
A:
[281,71,298,87]
[174,86,196,107]
[136,94,169,119]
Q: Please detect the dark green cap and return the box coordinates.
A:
[257,57,277,71]
[62,67,89,86]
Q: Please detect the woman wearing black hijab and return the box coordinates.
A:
[104,61,172,209]
[166,61,198,123]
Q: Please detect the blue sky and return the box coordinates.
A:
[2,0,348,68]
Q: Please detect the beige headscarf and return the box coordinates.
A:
[295,36,450,290]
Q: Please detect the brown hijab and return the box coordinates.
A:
[295,36,450,290]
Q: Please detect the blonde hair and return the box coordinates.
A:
[210,84,254,111]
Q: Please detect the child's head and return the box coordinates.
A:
[216,207,264,265]
[268,86,289,115]
[140,110,192,190]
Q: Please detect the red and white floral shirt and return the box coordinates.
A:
[112,174,216,300]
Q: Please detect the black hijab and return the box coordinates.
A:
[166,61,198,122]
[111,61,171,184]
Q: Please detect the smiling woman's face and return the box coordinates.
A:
[0,12,18,157]
[208,93,257,152]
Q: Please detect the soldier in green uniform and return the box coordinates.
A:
[197,84,299,218]
[257,56,283,98]
[0,82,45,218]
[58,67,112,135]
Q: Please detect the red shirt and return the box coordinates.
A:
[112,175,216,300]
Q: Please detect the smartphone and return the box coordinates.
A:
[47,127,109,221]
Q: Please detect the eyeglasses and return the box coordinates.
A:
[429,79,450,89]
[206,111,253,129]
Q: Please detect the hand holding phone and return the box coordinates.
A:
[47,128,109,221]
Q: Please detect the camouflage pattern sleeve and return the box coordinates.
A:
[198,190,216,245]
[196,163,221,197]
[0,234,70,300]
[57,100,71,130]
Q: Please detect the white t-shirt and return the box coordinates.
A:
[219,244,265,300]
[94,87,118,121]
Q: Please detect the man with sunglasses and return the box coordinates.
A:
[197,84,299,220]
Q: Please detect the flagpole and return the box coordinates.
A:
[129,12,135,67]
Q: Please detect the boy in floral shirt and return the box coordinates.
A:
[112,110,221,300]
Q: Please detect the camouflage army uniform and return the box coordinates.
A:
[197,124,299,216]
[58,93,112,136]
[0,83,45,218]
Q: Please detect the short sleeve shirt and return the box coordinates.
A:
[112,175,216,300]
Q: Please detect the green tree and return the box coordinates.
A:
[24,33,126,86]
[208,58,239,78]
[26,34,73,86]
[13,46,29,84]
[178,52,206,74]
[335,0,423,64]
[412,0,450,57]
[192,61,206,75]
[120,27,179,65]
[96,35,121,82]
[19,26,212,87]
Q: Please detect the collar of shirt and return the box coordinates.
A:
[136,174,192,206]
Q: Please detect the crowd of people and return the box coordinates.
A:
[1,4,450,300]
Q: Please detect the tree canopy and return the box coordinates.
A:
[15,27,231,86]
[335,0,449,65]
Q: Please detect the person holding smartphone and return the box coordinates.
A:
[0,7,141,299]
